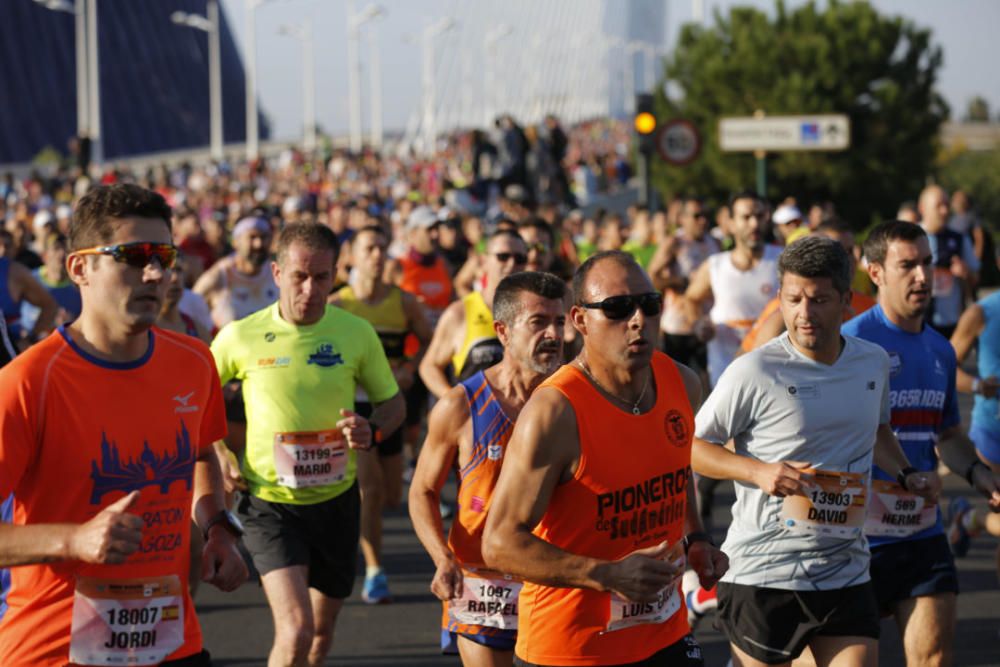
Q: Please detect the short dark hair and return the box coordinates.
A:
[518,218,554,246]
[487,229,526,248]
[572,250,640,305]
[815,216,851,236]
[863,220,927,266]
[493,271,567,325]
[354,224,387,241]
[778,236,852,294]
[71,184,172,251]
[728,189,761,210]
[276,222,340,265]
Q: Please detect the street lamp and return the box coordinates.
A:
[483,24,513,127]
[278,23,316,153]
[33,0,93,161]
[347,3,384,153]
[422,17,456,155]
[172,1,223,161]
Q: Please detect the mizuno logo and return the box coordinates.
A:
[173,392,194,406]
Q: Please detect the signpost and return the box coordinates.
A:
[719,112,850,195]
[656,119,701,166]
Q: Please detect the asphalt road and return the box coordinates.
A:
[197,398,1000,667]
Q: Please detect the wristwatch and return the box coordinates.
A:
[896,466,919,491]
[203,509,245,541]
[683,531,714,555]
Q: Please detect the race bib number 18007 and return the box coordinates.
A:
[68,576,184,666]
[781,470,867,539]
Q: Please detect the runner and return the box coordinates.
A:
[0,183,246,666]
[0,239,58,349]
[410,271,567,667]
[419,230,529,398]
[693,236,937,667]
[331,224,433,604]
[947,290,1000,572]
[483,250,727,667]
[210,222,406,666]
[842,220,1000,666]
[158,255,211,343]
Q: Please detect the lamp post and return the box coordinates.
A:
[421,17,455,155]
[347,3,384,153]
[171,1,222,161]
[367,13,385,149]
[33,0,89,145]
[278,23,316,153]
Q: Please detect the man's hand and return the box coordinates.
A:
[902,470,942,504]
[750,460,814,497]
[977,376,999,399]
[687,542,728,590]
[68,491,144,564]
[600,541,681,603]
[950,255,970,279]
[337,409,373,450]
[971,464,1000,510]
[214,442,247,493]
[201,527,248,592]
[430,554,464,601]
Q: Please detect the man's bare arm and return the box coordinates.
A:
[409,387,467,598]
[401,290,435,347]
[419,301,462,399]
[369,391,406,440]
[936,425,1000,509]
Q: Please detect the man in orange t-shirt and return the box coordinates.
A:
[0,184,246,667]
[483,251,728,666]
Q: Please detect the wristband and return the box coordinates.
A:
[683,531,714,556]
[896,466,918,491]
[971,378,982,395]
[964,459,984,486]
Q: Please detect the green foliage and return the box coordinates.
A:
[937,148,1000,231]
[652,0,948,229]
[964,96,991,123]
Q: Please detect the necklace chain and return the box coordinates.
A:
[576,359,650,415]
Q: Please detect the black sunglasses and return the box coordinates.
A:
[494,252,528,265]
[581,292,663,320]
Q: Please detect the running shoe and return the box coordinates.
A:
[681,570,717,628]
[362,572,392,604]
[947,496,973,557]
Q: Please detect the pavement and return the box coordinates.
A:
[197,397,1000,666]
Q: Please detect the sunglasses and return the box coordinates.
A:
[581,292,663,320]
[75,242,179,269]
[494,252,528,265]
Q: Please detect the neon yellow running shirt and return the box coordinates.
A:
[212,303,398,504]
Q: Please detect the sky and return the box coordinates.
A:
[219,0,1000,141]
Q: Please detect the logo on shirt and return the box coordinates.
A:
[308,343,344,368]
[888,351,902,378]
[663,410,689,447]
[488,443,504,460]
[89,421,196,504]
[786,384,819,399]
[257,356,291,368]
[173,391,198,414]
[264,332,276,342]
[934,359,946,376]
[867,381,876,391]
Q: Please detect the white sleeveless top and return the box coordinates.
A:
[210,256,279,329]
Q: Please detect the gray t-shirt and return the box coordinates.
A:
[695,333,891,591]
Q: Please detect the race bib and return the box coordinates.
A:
[447,568,522,630]
[273,430,347,488]
[605,542,684,633]
[781,470,867,539]
[864,479,937,538]
[932,267,954,296]
[69,576,184,666]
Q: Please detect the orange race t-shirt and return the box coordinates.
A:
[516,351,694,666]
[0,326,226,666]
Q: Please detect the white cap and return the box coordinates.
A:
[773,204,804,225]
[406,206,438,230]
[33,210,55,234]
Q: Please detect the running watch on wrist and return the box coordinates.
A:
[896,466,918,491]
[203,509,244,541]
[683,531,714,555]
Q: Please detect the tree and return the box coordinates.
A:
[964,96,990,123]
[652,0,948,229]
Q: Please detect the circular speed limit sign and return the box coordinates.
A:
[656,119,701,166]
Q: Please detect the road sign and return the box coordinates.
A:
[718,114,850,152]
[656,119,701,166]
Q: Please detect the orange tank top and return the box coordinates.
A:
[399,254,453,314]
[516,351,694,666]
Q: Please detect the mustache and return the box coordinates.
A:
[534,341,561,354]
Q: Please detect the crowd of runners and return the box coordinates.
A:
[0,116,998,667]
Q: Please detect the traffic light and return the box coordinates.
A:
[634,94,656,155]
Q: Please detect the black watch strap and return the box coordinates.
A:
[896,466,918,491]
[964,459,984,486]
[683,531,714,555]
[203,510,244,541]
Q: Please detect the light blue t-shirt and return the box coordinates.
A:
[972,292,1000,435]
